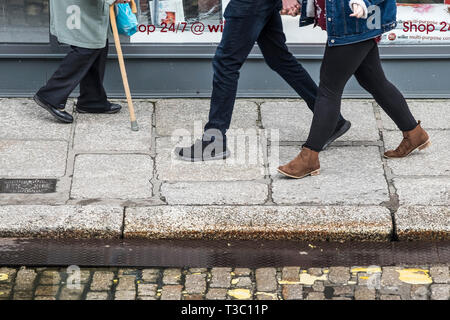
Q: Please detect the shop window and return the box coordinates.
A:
[0,0,49,43]
[382,0,450,45]
[133,0,224,43]
[131,0,450,45]
[0,0,447,46]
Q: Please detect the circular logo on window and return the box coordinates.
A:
[388,33,396,41]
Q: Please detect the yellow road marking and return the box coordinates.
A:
[351,267,382,274]
[299,273,328,285]
[396,268,432,284]
[227,289,252,300]
[278,280,301,285]
[256,292,278,299]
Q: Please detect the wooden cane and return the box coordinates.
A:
[130,0,138,13]
[110,2,139,131]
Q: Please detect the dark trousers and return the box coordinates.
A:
[36,42,111,110]
[204,0,345,136]
[305,39,418,152]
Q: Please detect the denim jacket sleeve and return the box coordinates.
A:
[360,0,388,8]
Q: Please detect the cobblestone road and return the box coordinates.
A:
[1,265,448,300]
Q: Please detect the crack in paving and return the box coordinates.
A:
[255,101,275,205]
[372,102,400,242]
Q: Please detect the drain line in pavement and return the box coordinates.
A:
[0,238,447,268]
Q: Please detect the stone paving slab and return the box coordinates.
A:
[270,146,389,205]
[0,140,68,177]
[161,181,268,205]
[261,100,379,142]
[74,100,153,152]
[380,100,450,130]
[0,98,73,141]
[155,137,265,182]
[71,154,153,199]
[155,99,258,136]
[124,206,392,241]
[395,206,450,240]
[0,205,123,238]
[394,177,450,206]
[383,130,450,176]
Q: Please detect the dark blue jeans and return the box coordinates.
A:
[204,0,345,137]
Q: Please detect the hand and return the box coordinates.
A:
[281,0,301,17]
[350,3,364,18]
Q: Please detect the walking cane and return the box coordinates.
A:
[110,0,139,131]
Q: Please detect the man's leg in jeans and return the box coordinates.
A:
[256,9,317,109]
[256,9,348,139]
[204,2,275,137]
[176,1,276,161]
[76,43,110,110]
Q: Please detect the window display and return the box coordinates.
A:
[381,0,450,44]
[131,0,450,45]
[0,0,448,46]
[0,0,49,43]
[132,0,225,42]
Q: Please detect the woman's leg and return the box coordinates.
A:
[304,40,375,152]
[278,40,375,179]
[354,44,430,158]
[354,44,417,131]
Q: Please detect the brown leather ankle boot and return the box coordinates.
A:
[384,121,431,159]
[278,147,320,179]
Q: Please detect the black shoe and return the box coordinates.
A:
[75,103,122,114]
[175,137,231,162]
[33,94,73,123]
[322,120,352,150]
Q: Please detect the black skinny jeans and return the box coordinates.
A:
[305,39,418,152]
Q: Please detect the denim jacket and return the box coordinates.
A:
[299,0,398,46]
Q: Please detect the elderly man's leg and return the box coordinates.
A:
[34,46,101,122]
[76,42,122,114]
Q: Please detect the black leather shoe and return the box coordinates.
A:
[33,94,73,123]
[175,138,230,162]
[322,120,352,150]
[75,103,122,114]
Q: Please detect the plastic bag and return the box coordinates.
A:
[116,3,138,36]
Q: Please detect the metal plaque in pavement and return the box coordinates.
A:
[0,179,57,194]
